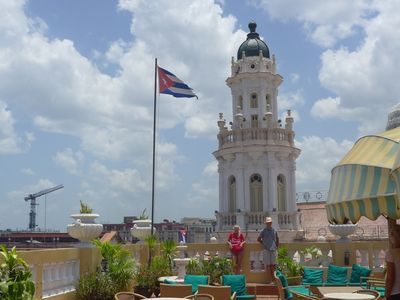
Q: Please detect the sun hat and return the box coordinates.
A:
[265,217,272,223]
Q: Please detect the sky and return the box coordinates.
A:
[1,0,399,231]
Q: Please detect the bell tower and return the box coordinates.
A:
[213,22,301,232]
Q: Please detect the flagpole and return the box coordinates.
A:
[151,57,157,238]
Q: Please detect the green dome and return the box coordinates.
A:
[237,21,270,60]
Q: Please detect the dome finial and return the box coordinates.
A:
[249,21,257,33]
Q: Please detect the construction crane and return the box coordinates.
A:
[24,184,64,230]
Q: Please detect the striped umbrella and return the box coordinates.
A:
[326,127,400,223]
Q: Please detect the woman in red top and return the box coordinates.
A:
[227,225,246,274]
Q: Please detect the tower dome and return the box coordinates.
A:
[237,21,270,60]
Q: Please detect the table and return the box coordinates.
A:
[324,292,374,300]
[156,298,187,300]
[316,286,359,297]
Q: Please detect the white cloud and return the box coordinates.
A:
[315,1,400,135]
[21,168,35,176]
[254,0,373,47]
[0,100,25,154]
[53,148,84,175]
[296,136,353,190]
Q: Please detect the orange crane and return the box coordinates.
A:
[24,184,64,230]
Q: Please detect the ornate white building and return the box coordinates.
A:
[213,22,301,232]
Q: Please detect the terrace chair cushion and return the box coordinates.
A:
[302,268,324,285]
[221,275,256,299]
[184,275,210,294]
[326,264,348,285]
[349,264,372,285]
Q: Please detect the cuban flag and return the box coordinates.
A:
[158,66,198,99]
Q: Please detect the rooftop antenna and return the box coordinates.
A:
[24,184,64,230]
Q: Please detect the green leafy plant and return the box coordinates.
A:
[161,239,177,273]
[187,256,233,284]
[76,272,114,300]
[139,209,149,220]
[76,241,135,300]
[0,245,35,300]
[277,246,304,284]
[80,200,93,214]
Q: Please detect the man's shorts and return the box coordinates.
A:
[263,249,276,265]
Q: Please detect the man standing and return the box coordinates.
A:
[257,217,279,283]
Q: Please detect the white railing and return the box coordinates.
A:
[218,127,294,149]
[42,260,79,298]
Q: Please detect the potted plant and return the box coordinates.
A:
[186,255,233,285]
[67,201,103,244]
[76,240,136,300]
[130,209,156,241]
[277,246,304,285]
[0,245,35,300]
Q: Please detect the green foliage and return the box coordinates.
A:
[301,245,321,258]
[277,246,304,278]
[80,201,93,214]
[186,256,233,284]
[76,272,114,300]
[139,209,148,220]
[161,240,177,273]
[134,255,171,288]
[76,241,135,300]
[0,245,35,300]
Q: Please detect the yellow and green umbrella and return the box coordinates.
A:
[326,127,400,224]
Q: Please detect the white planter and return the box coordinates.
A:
[67,213,103,245]
[130,219,156,240]
[328,223,358,243]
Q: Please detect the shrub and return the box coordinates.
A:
[0,245,35,300]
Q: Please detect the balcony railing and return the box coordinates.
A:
[7,240,388,300]
[217,127,294,149]
[218,211,298,230]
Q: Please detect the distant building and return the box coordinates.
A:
[181,217,217,243]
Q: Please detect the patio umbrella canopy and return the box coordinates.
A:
[326,127,400,224]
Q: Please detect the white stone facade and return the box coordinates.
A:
[213,25,301,232]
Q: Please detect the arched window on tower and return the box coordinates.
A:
[250,174,263,212]
[266,94,271,109]
[250,93,258,108]
[228,176,236,213]
[277,174,286,211]
[238,96,243,110]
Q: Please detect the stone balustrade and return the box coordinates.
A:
[218,211,297,230]
[217,127,294,149]
[4,240,388,299]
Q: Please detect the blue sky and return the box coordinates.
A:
[0,0,399,230]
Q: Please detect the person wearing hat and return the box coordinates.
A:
[257,216,279,283]
[227,224,246,274]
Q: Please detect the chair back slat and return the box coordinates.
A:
[198,285,234,300]
[160,283,193,298]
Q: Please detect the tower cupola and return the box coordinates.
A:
[237,21,270,60]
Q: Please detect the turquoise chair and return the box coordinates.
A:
[275,270,312,300]
[221,275,256,299]
[184,275,209,294]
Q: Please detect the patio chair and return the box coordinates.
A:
[185,293,215,300]
[159,282,193,298]
[274,270,311,300]
[221,274,256,299]
[353,289,380,299]
[198,284,237,300]
[184,274,210,294]
[114,292,147,300]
